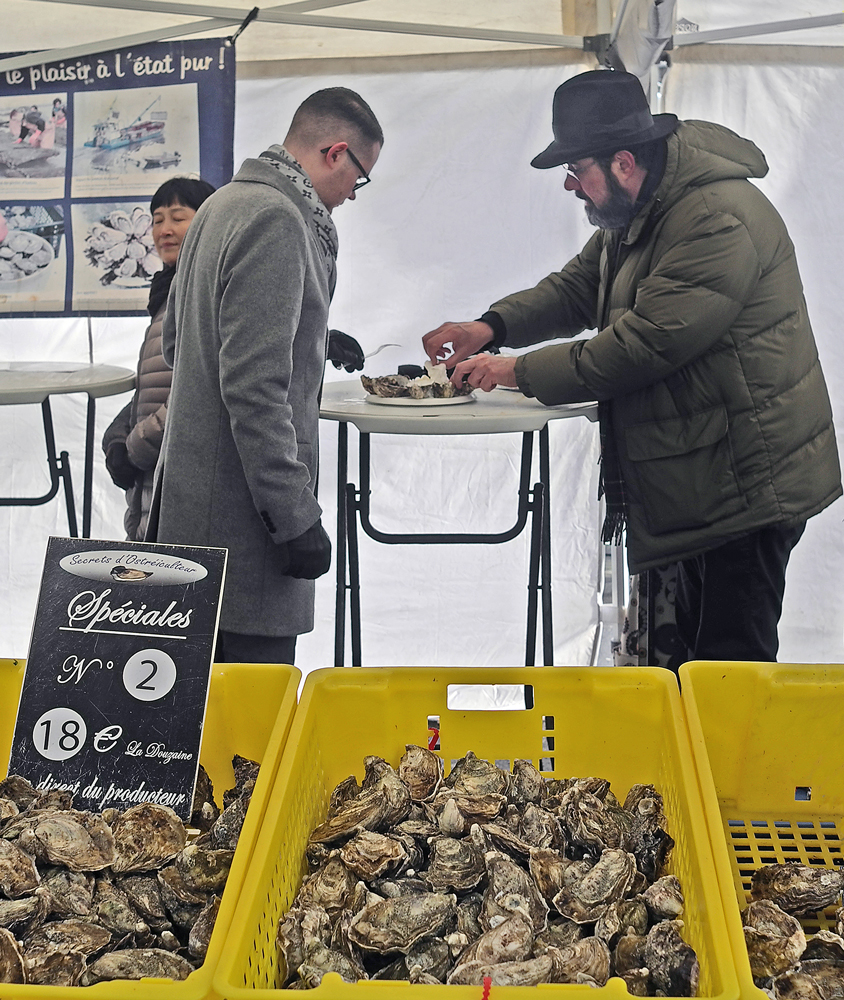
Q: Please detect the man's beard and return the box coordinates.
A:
[580,168,637,229]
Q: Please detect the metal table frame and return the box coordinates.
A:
[320,382,598,668]
[0,363,136,537]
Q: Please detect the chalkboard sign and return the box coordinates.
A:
[7,536,226,821]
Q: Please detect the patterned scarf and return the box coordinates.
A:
[258,144,338,291]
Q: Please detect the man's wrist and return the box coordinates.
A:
[476,311,507,352]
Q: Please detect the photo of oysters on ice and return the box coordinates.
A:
[277,747,700,995]
[0,756,258,986]
[362,362,473,402]
[742,861,844,998]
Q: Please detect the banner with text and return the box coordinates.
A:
[7,536,227,821]
[0,39,235,316]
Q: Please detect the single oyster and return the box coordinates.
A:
[614,927,649,976]
[481,852,549,933]
[771,969,827,1000]
[23,917,112,959]
[297,939,367,987]
[423,836,485,893]
[339,831,408,881]
[0,838,40,898]
[310,770,411,846]
[0,893,48,931]
[188,894,220,959]
[405,936,451,981]
[593,897,649,948]
[743,899,807,978]
[448,955,554,986]
[802,928,844,962]
[80,947,195,984]
[0,926,26,983]
[752,864,844,916]
[645,919,700,997]
[298,853,358,917]
[547,935,611,985]
[191,765,220,833]
[398,745,443,801]
[210,778,255,850]
[24,950,85,987]
[0,775,40,810]
[93,878,149,935]
[111,803,187,873]
[528,848,584,903]
[39,869,94,918]
[520,803,564,850]
[511,759,546,806]
[117,874,169,927]
[361,375,409,398]
[621,966,652,996]
[797,959,844,999]
[277,906,331,984]
[175,843,234,893]
[625,788,674,882]
[533,917,583,955]
[348,893,457,954]
[445,751,510,798]
[18,810,114,872]
[641,873,685,920]
[552,848,637,923]
[0,798,19,823]
[453,912,534,969]
[560,786,625,856]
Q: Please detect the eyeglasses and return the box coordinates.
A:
[564,159,595,181]
[321,145,371,190]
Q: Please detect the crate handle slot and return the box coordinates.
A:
[446,684,534,711]
[795,785,812,801]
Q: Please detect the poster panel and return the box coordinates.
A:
[0,39,234,317]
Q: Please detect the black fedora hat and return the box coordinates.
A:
[531,70,678,169]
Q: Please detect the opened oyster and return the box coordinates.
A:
[277,746,699,993]
[0,761,257,986]
[362,362,472,400]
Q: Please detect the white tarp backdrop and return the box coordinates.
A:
[1,47,842,670]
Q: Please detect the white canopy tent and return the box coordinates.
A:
[1,2,842,672]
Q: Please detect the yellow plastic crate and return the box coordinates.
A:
[214,666,739,1000]
[0,657,300,1000]
[679,661,844,1000]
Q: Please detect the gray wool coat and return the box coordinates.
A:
[152,157,333,637]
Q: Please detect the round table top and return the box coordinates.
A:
[319,379,597,435]
[0,362,136,404]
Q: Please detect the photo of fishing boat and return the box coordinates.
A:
[84,96,166,151]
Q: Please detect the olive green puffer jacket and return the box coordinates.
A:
[498,121,841,572]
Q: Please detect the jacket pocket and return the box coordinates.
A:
[625,406,748,535]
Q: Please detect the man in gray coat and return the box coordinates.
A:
[154,87,383,664]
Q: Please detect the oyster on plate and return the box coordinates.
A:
[362,362,472,400]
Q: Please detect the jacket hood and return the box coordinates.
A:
[625,120,769,243]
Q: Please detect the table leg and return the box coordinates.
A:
[43,399,78,538]
[346,481,362,666]
[83,395,96,538]
[334,423,349,667]
[525,480,543,667]
[539,425,554,664]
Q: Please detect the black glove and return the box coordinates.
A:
[285,519,332,579]
[105,441,136,490]
[327,330,365,372]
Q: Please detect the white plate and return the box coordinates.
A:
[365,393,475,407]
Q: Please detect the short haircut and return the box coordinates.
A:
[595,138,665,175]
[287,87,384,150]
[150,177,216,213]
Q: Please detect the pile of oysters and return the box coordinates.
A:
[0,755,258,986]
[361,362,472,400]
[743,862,844,998]
[277,747,700,995]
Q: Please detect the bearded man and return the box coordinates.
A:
[422,70,840,665]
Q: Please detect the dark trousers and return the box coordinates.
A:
[674,521,805,662]
[214,629,297,665]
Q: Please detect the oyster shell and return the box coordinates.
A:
[645,919,700,997]
[552,848,637,923]
[771,969,827,1000]
[39,868,94,918]
[448,954,553,986]
[398,745,443,801]
[547,935,611,985]
[594,897,649,948]
[339,831,408,881]
[190,765,220,833]
[298,939,367,987]
[111,803,186,873]
[175,843,234,893]
[0,926,26,983]
[423,836,485,893]
[0,838,40,898]
[93,878,149,935]
[482,852,549,933]
[18,810,114,872]
[298,853,359,917]
[188,894,220,959]
[742,899,807,978]
[348,893,457,953]
[452,912,534,969]
[80,947,195,984]
[445,751,510,798]
[751,864,844,916]
[641,873,685,920]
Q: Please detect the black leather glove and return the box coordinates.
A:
[327,330,365,372]
[285,519,332,579]
[105,441,136,490]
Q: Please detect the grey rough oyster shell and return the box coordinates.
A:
[210,777,255,850]
[625,790,674,882]
[528,848,589,903]
[743,899,807,978]
[645,919,700,997]
[298,853,359,917]
[111,803,187,873]
[453,912,534,969]
[613,927,649,976]
[0,798,19,823]
[770,969,827,1000]
[482,852,548,932]
[547,935,611,985]
[423,836,485,893]
[752,864,844,916]
[224,754,260,808]
[445,751,510,798]
[594,897,649,948]
[298,939,368,987]
[39,868,94,918]
[0,892,48,931]
[428,791,506,837]
[310,767,411,846]
[188,894,220,959]
[175,843,234,893]
[360,375,409,397]
[560,786,630,856]
[18,810,114,872]
[0,837,41,896]
[510,759,546,806]
[23,917,112,963]
[80,947,195,984]
[25,950,85,987]
[348,892,457,954]
[93,877,149,935]
[456,892,484,941]
[0,775,41,810]
[190,764,220,833]
[621,966,652,996]
[552,848,637,923]
[533,916,583,955]
[641,873,685,920]
[117,874,169,926]
[277,906,331,984]
[0,926,26,983]
[802,928,844,962]
[521,802,565,850]
[405,936,451,981]
[339,831,408,881]
[398,745,443,801]
[369,876,428,898]
[448,954,554,986]
[797,959,844,999]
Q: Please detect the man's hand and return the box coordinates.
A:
[422,321,493,368]
[450,354,518,392]
[104,441,137,490]
[285,519,332,579]
[327,330,365,372]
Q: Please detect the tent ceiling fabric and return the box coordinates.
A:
[1,0,841,67]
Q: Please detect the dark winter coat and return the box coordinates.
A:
[495,120,841,572]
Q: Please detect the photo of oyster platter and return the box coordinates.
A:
[361,362,474,406]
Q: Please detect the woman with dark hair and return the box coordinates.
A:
[102,176,216,540]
